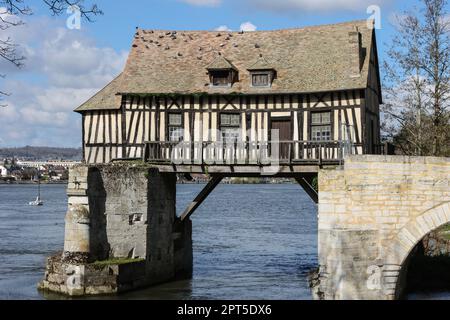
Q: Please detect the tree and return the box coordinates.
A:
[383,0,450,157]
[0,0,101,106]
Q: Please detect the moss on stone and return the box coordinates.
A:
[438,224,450,233]
[312,176,318,192]
[434,224,450,240]
[90,258,145,267]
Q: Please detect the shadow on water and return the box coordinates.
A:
[1,183,318,300]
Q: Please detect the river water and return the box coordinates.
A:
[0,184,447,300]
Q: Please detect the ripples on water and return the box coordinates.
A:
[0,183,317,300]
[0,184,66,300]
[0,184,447,300]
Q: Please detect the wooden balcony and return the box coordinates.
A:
[141,140,358,175]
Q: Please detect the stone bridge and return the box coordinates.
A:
[38,155,449,300]
[316,156,450,300]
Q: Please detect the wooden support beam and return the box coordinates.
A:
[295,176,318,204]
[180,175,223,221]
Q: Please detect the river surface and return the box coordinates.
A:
[0,184,448,300]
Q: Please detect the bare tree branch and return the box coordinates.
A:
[0,75,8,107]
[0,37,25,67]
[42,0,103,21]
[383,0,450,156]
[0,0,101,107]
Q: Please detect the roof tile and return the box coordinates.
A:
[77,20,376,111]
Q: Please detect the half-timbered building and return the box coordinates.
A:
[75,20,382,167]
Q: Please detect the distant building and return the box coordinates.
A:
[16,160,81,169]
[0,165,9,177]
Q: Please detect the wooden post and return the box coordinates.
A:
[295,176,318,204]
[180,175,224,221]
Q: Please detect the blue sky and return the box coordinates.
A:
[0,0,423,148]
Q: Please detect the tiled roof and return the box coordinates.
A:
[248,55,274,71]
[207,55,238,70]
[77,20,376,111]
[75,73,122,112]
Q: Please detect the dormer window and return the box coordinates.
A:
[210,70,233,87]
[248,55,276,88]
[251,72,271,87]
[207,55,238,88]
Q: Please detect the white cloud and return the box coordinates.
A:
[0,16,127,148]
[0,18,127,89]
[240,21,257,32]
[246,0,386,12]
[180,0,387,13]
[179,0,221,6]
[214,22,257,32]
[0,81,97,146]
[215,25,232,31]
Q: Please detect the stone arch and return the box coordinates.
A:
[384,201,450,299]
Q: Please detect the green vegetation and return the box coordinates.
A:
[436,224,450,240]
[229,177,263,184]
[110,160,156,170]
[438,224,450,233]
[131,92,209,99]
[311,177,318,193]
[441,233,450,241]
[90,258,145,267]
[130,92,247,100]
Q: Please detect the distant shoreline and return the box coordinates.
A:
[0,181,68,185]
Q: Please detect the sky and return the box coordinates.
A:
[0,0,422,148]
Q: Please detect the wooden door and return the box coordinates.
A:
[271,118,292,161]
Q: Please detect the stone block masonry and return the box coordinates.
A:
[315,155,450,300]
[39,163,192,296]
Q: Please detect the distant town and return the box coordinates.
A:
[0,146,82,183]
[0,146,291,185]
[0,159,81,183]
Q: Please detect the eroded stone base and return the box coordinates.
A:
[38,254,148,296]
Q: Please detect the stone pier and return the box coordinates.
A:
[39,163,192,296]
[314,156,450,300]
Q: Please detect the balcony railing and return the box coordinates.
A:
[143,140,356,166]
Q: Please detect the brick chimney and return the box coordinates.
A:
[348,26,362,78]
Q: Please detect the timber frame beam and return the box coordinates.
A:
[180,175,224,221]
[294,176,318,204]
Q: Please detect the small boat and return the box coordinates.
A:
[29,174,44,206]
[29,196,44,206]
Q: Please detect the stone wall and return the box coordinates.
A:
[317,155,450,300]
[40,163,193,296]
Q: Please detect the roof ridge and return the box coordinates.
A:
[136,19,372,34]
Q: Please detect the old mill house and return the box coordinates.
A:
[75,20,382,167]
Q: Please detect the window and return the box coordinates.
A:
[251,72,270,87]
[168,113,183,142]
[211,70,231,87]
[220,113,241,142]
[311,112,332,141]
[221,113,241,126]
